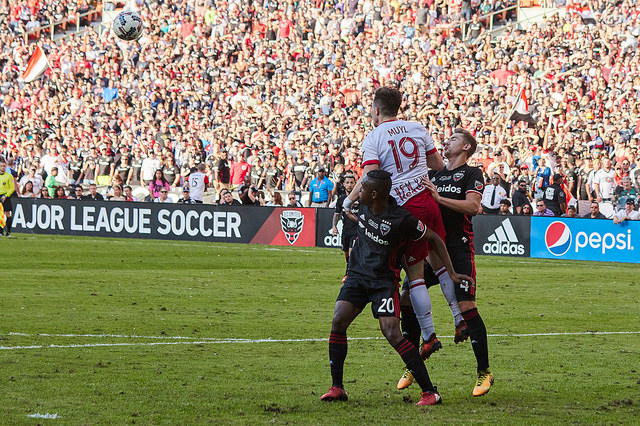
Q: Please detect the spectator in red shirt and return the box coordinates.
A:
[230,154,251,186]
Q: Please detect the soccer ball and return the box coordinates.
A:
[112,11,143,41]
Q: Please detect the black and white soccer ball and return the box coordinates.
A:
[112,11,143,41]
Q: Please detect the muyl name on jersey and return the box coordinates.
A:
[387,125,407,136]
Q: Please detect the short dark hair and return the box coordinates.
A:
[364,169,392,196]
[453,128,477,158]
[373,87,402,117]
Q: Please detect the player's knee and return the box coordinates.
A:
[379,320,403,345]
[331,312,350,332]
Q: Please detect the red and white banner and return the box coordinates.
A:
[22,46,50,83]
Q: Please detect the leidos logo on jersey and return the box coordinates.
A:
[436,184,462,194]
[482,218,525,255]
[280,210,304,245]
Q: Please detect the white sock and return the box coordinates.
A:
[408,279,435,340]
[436,267,463,326]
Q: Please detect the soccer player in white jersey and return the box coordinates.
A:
[344,87,464,374]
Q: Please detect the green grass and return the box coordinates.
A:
[1,234,639,424]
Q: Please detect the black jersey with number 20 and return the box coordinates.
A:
[348,197,427,282]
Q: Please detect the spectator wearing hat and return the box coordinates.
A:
[481,173,507,214]
[583,201,607,219]
[308,167,334,207]
[613,199,640,224]
[542,174,567,217]
[178,186,196,204]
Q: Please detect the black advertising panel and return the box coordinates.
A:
[12,199,272,244]
[315,208,342,249]
[472,215,531,257]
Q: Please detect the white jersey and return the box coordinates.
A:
[188,171,206,202]
[361,120,437,205]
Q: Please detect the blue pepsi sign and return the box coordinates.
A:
[530,217,639,263]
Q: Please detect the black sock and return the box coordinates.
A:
[5,216,11,234]
[329,330,347,388]
[394,338,434,392]
[400,305,421,348]
[462,308,489,372]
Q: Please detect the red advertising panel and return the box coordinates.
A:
[250,207,317,247]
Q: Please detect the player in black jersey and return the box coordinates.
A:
[423,128,493,397]
[332,174,358,280]
[321,170,471,406]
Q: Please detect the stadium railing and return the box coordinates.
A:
[22,8,103,44]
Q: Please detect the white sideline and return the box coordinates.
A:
[1,331,639,350]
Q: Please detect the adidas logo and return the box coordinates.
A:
[482,218,525,255]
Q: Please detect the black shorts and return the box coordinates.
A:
[402,241,477,302]
[341,232,357,252]
[337,276,400,319]
[1,194,12,213]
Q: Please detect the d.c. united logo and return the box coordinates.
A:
[545,221,572,256]
[280,210,304,245]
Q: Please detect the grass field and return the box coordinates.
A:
[2,234,640,425]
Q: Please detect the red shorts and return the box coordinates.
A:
[401,191,446,266]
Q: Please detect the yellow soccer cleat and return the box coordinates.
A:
[397,369,415,390]
[473,369,494,397]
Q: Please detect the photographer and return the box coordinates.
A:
[238,175,260,205]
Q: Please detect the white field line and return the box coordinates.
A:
[1,331,639,350]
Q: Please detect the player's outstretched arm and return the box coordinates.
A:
[421,227,473,285]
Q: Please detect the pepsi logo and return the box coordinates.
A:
[545,221,572,256]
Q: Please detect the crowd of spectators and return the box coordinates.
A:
[0,0,638,219]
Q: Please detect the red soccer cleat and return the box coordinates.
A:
[321,386,348,402]
[419,335,442,360]
[416,388,442,406]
